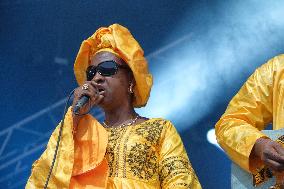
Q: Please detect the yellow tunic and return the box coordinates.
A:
[103,118,201,189]
[215,54,284,173]
[26,108,201,189]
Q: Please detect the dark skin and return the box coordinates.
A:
[252,138,284,186]
[72,51,147,129]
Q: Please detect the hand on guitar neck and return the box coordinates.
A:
[252,138,284,188]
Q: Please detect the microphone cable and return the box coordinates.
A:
[43,89,93,189]
[43,89,74,189]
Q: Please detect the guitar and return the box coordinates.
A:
[231,129,284,189]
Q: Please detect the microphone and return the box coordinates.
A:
[73,95,89,114]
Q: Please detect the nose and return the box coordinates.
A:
[92,72,105,84]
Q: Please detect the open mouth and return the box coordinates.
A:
[95,84,105,94]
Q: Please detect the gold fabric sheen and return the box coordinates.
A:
[26,108,75,189]
[73,24,153,107]
[26,109,202,188]
[95,48,120,57]
[215,54,284,173]
[25,108,109,189]
[104,118,202,189]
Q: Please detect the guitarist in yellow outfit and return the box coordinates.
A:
[215,55,284,188]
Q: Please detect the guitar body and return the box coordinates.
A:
[231,129,284,188]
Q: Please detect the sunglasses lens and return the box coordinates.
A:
[86,66,96,81]
[86,61,119,80]
[98,61,118,76]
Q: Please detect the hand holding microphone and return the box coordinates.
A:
[72,81,105,115]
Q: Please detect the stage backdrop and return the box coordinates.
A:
[1,0,284,188]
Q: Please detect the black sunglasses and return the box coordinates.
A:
[86,60,128,81]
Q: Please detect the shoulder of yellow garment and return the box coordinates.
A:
[148,118,176,129]
[150,118,183,143]
[142,118,179,139]
[259,54,284,73]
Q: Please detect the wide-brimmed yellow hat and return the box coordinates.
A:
[74,24,153,107]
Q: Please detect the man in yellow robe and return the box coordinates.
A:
[215,55,284,186]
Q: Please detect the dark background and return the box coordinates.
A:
[1,0,284,188]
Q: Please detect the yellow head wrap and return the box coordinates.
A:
[74,24,153,107]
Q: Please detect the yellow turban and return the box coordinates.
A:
[74,24,153,107]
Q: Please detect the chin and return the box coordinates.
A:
[98,98,112,109]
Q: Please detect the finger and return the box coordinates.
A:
[265,158,284,172]
[73,88,84,104]
[274,143,284,156]
[83,81,98,95]
[76,83,98,99]
[90,93,104,105]
[77,90,96,100]
[73,90,92,109]
[89,81,103,89]
[265,148,284,164]
[88,81,100,88]
[96,94,104,104]
[90,81,106,93]
[73,82,102,111]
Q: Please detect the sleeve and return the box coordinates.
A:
[215,56,279,173]
[158,121,202,189]
[25,107,75,189]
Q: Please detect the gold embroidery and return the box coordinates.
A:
[253,172,264,185]
[252,167,273,186]
[126,143,158,179]
[135,120,165,145]
[276,135,284,145]
[122,128,131,178]
[105,127,127,177]
[173,183,190,187]
[105,119,164,180]
[160,156,193,184]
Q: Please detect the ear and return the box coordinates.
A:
[127,71,135,95]
[128,71,136,86]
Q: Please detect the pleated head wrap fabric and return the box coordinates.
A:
[74,24,153,107]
